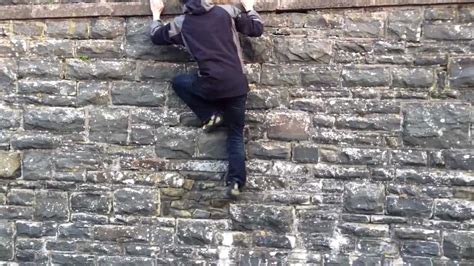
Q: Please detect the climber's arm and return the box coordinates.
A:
[149,0,185,45]
[236,0,263,37]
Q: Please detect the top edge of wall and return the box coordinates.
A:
[0,0,473,20]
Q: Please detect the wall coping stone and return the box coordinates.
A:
[0,0,473,20]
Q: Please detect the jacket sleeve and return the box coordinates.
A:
[220,5,264,37]
[235,9,264,37]
[149,16,185,46]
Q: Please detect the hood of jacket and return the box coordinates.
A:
[182,0,214,15]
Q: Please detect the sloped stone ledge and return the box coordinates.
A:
[0,0,473,20]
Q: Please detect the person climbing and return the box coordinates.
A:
[149,0,264,198]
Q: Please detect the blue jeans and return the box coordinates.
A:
[171,74,247,188]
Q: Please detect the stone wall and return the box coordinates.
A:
[0,1,473,265]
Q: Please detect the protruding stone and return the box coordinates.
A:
[266,111,310,141]
[34,191,69,221]
[0,152,20,178]
[230,204,294,233]
[344,182,384,214]
[113,188,159,216]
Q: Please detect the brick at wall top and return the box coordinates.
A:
[1,0,474,20]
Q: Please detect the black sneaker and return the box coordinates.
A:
[225,181,241,199]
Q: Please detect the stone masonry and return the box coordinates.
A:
[0,1,473,265]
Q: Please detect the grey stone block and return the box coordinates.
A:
[45,19,89,39]
[77,81,109,106]
[443,231,474,259]
[342,67,391,87]
[24,107,85,132]
[266,111,310,141]
[71,192,111,214]
[66,59,135,80]
[91,18,125,39]
[34,191,68,221]
[402,103,470,148]
[434,199,473,221]
[230,204,294,233]
[89,108,129,144]
[22,150,52,180]
[156,127,197,159]
[292,144,319,163]
[111,81,167,107]
[0,221,13,260]
[449,57,474,88]
[344,182,384,214]
[274,37,332,63]
[76,40,122,58]
[113,188,159,215]
[386,196,433,218]
[401,240,440,257]
[177,219,229,245]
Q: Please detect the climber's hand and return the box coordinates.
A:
[150,0,164,20]
[241,0,255,11]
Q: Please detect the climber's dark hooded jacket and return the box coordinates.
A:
[150,0,263,100]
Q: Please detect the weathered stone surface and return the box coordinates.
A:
[137,61,186,81]
[335,114,400,131]
[391,150,428,166]
[357,239,398,256]
[319,147,388,165]
[401,241,440,257]
[402,103,470,148]
[111,81,167,106]
[156,127,197,159]
[34,191,68,221]
[29,40,74,58]
[22,150,51,180]
[89,108,128,144]
[297,209,338,233]
[45,19,89,39]
[66,59,135,80]
[342,67,391,87]
[71,192,111,214]
[18,80,76,95]
[0,58,17,93]
[97,256,154,266]
[196,130,227,159]
[12,21,44,36]
[247,88,289,109]
[442,150,474,170]
[77,81,109,106]
[91,17,125,39]
[301,65,340,88]
[0,107,19,130]
[0,152,21,178]
[344,182,384,214]
[344,12,385,38]
[388,9,423,41]
[392,68,435,88]
[253,231,295,249]
[443,231,474,259]
[274,38,332,63]
[449,57,474,88]
[434,199,473,221]
[24,107,85,132]
[292,144,319,163]
[18,59,61,78]
[0,221,13,260]
[386,196,433,218]
[248,140,291,160]
[51,253,95,265]
[424,24,472,41]
[177,219,230,245]
[114,188,159,215]
[266,111,310,141]
[230,204,294,233]
[76,40,122,58]
[260,64,301,86]
[7,189,34,206]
